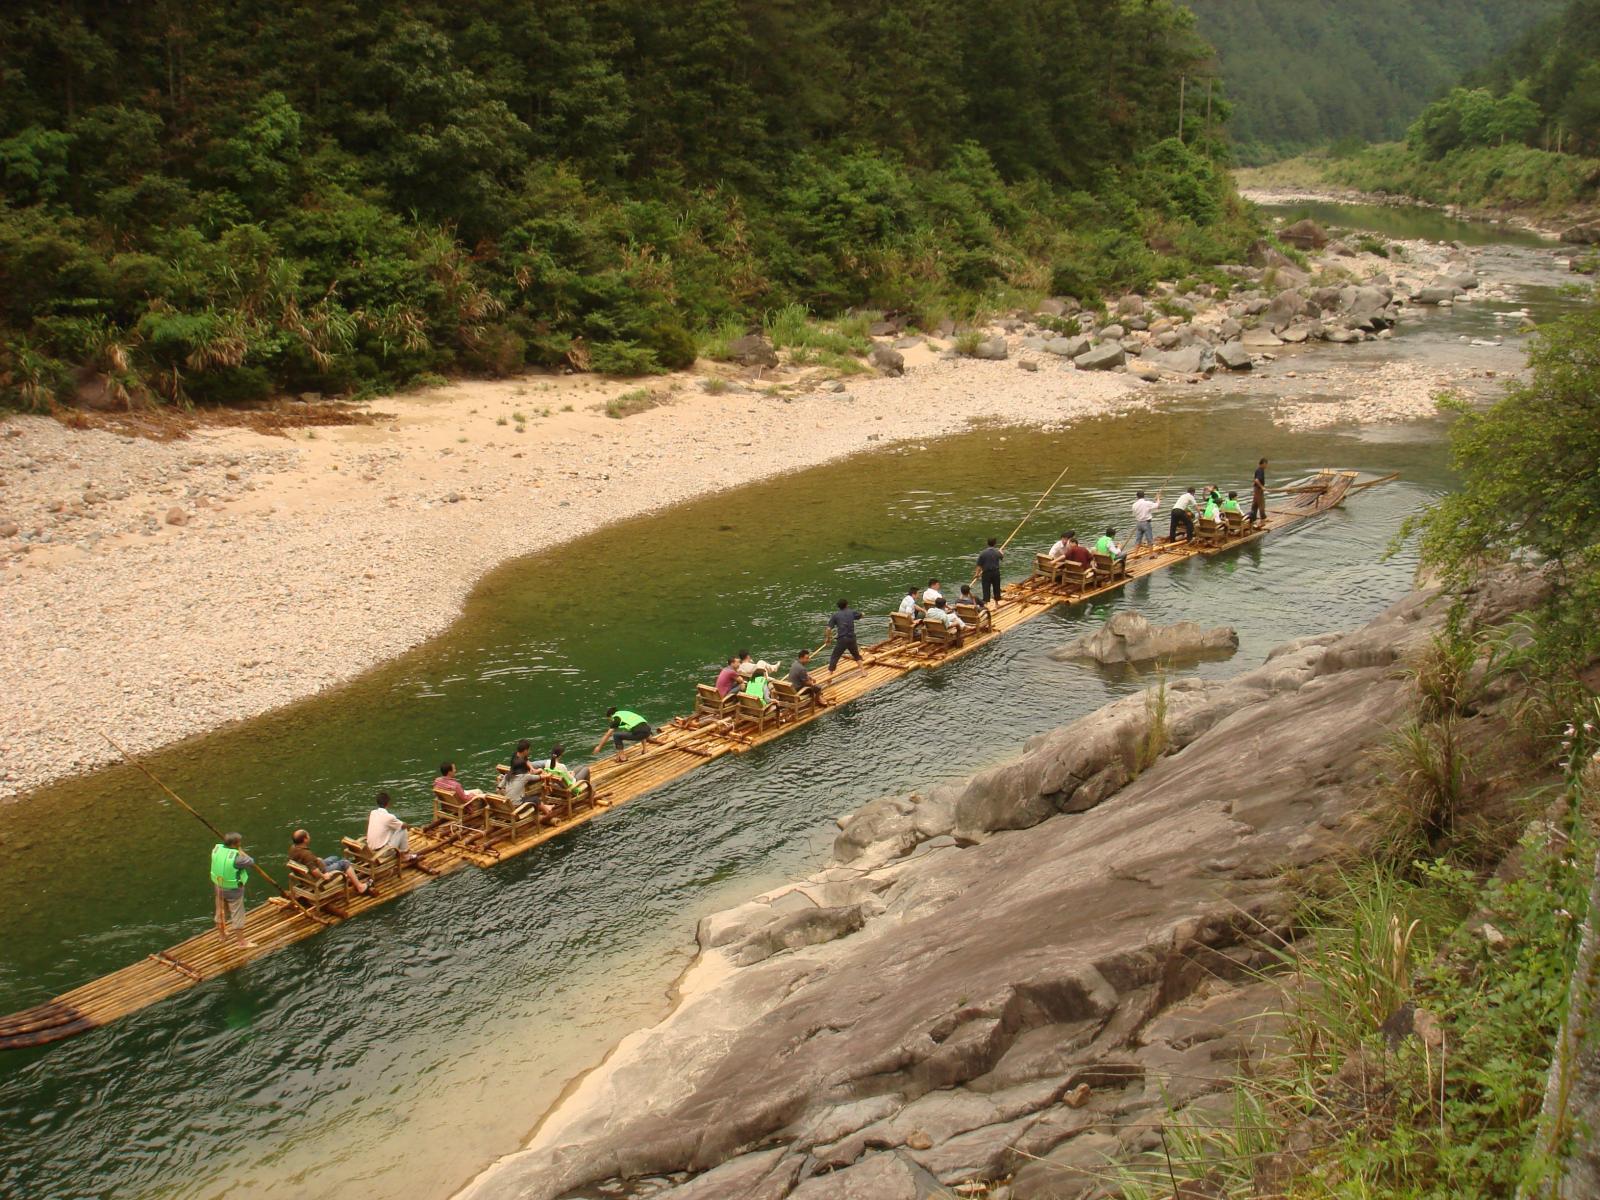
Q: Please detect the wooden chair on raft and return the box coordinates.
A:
[287,860,350,916]
[1034,553,1070,587]
[771,679,818,721]
[695,684,737,722]
[921,617,961,650]
[1057,560,1094,593]
[735,689,781,733]
[340,837,403,889]
[1092,551,1128,582]
[1195,517,1224,548]
[955,600,991,631]
[889,611,921,642]
[541,772,598,823]
[1224,511,1247,538]
[484,793,542,844]
[433,786,491,850]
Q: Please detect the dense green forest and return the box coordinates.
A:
[0,0,1255,409]
[1320,0,1600,212]
[1184,0,1561,164]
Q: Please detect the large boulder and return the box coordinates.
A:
[1215,341,1253,371]
[1264,289,1306,332]
[1140,345,1211,375]
[1050,611,1238,667]
[1097,323,1126,341]
[1043,335,1091,358]
[970,336,1009,361]
[869,345,906,375]
[1279,218,1330,250]
[728,333,779,368]
[1561,221,1600,245]
[1413,286,1460,306]
[1247,239,1295,269]
[1073,343,1126,371]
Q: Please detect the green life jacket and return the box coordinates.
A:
[612,709,646,731]
[743,675,769,702]
[1222,498,1242,514]
[210,843,249,891]
[545,760,579,791]
[1094,535,1116,557]
[1202,501,1220,520]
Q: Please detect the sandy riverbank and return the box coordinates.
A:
[0,356,1150,801]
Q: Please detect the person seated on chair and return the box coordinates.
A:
[1048,531,1071,561]
[289,829,370,896]
[898,586,925,621]
[957,583,994,629]
[1062,532,1095,571]
[735,649,782,679]
[502,739,537,802]
[540,744,591,811]
[787,649,829,707]
[925,597,968,643]
[433,761,485,805]
[366,792,423,867]
[1206,484,1224,512]
[921,578,944,608]
[1201,492,1221,522]
[742,666,775,706]
[1094,527,1127,569]
[714,654,742,697]
[1222,491,1243,519]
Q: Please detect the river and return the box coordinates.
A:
[0,203,1578,1200]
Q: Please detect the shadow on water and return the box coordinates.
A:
[0,398,1452,1200]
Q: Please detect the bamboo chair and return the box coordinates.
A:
[889,611,921,641]
[432,786,490,849]
[1223,511,1247,538]
[1195,517,1224,548]
[735,690,780,733]
[287,860,349,916]
[921,617,960,650]
[1092,551,1128,582]
[340,837,402,889]
[484,794,541,845]
[955,601,991,631]
[1058,560,1094,592]
[771,679,817,721]
[541,772,597,823]
[1034,552,1069,586]
[695,684,737,721]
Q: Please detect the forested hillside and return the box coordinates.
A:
[1185,0,1561,163]
[1319,0,1600,214]
[0,0,1251,409]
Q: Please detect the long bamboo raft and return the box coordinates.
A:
[0,470,1389,1050]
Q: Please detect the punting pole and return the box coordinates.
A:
[102,731,296,903]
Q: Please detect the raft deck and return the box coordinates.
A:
[0,472,1370,1048]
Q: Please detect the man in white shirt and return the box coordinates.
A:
[921,578,944,607]
[1130,489,1161,553]
[1169,487,1198,543]
[897,588,924,619]
[366,792,421,866]
[927,597,966,640]
[1048,532,1071,560]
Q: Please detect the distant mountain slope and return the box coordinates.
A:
[1185,0,1562,161]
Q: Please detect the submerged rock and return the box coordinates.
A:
[1049,611,1238,666]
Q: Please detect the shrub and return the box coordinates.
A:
[604,388,663,418]
[588,340,663,376]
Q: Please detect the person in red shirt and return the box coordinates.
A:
[1063,532,1094,568]
[714,654,741,697]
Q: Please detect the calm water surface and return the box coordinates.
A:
[0,203,1574,1200]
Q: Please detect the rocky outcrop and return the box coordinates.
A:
[457,589,1468,1200]
[1073,343,1126,371]
[869,345,905,376]
[1049,611,1238,667]
[728,333,780,368]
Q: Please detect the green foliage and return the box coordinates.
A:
[1184,0,1563,162]
[604,388,663,418]
[0,0,1250,409]
[952,330,986,357]
[1403,309,1600,673]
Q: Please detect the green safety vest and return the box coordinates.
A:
[1202,501,1220,520]
[210,843,249,891]
[1222,499,1242,514]
[1094,536,1116,557]
[743,675,769,702]
[545,761,579,790]
[612,709,647,731]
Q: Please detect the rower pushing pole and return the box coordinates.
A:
[970,462,1074,589]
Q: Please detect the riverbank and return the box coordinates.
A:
[0,212,1550,802]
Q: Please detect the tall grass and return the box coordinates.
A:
[1136,675,1170,773]
[762,303,873,357]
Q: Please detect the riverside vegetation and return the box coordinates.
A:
[0,0,1259,411]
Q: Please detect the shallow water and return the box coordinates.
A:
[0,204,1577,1200]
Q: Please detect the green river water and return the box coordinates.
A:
[0,205,1578,1200]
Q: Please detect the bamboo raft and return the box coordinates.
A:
[0,470,1388,1050]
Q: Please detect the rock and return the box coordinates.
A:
[970,337,1009,361]
[1072,343,1125,371]
[869,346,906,376]
[1097,323,1126,341]
[1214,342,1252,371]
[1050,612,1238,667]
[729,904,870,967]
[868,321,899,337]
[1241,327,1282,348]
[1264,290,1306,332]
[1018,360,1039,372]
[0,521,18,538]
[1035,298,1067,316]
[1322,327,1361,344]
[1124,316,1147,331]
[1247,240,1295,270]
[1043,335,1090,358]
[728,334,780,368]
[164,507,188,526]
[1279,324,1310,344]
[1279,219,1330,250]
[1010,1132,1122,1200]
[1143,345,1213,375]
[1561,221,1600,245]
[1217,317,1242,342]
[789,1151,945,1200]
[1115,295,1145,317]
[822,380,847,393]
[1328,239,1356,256]
[1437,271,1479,291]
[1153,330,1181,350]
[1413,286,1459,306]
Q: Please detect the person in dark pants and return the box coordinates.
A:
[1249,458,1268,526]
[594,707,655,762]
[976,537,1004,605]
[826,599,867,674]
[1169,487,1198,543]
